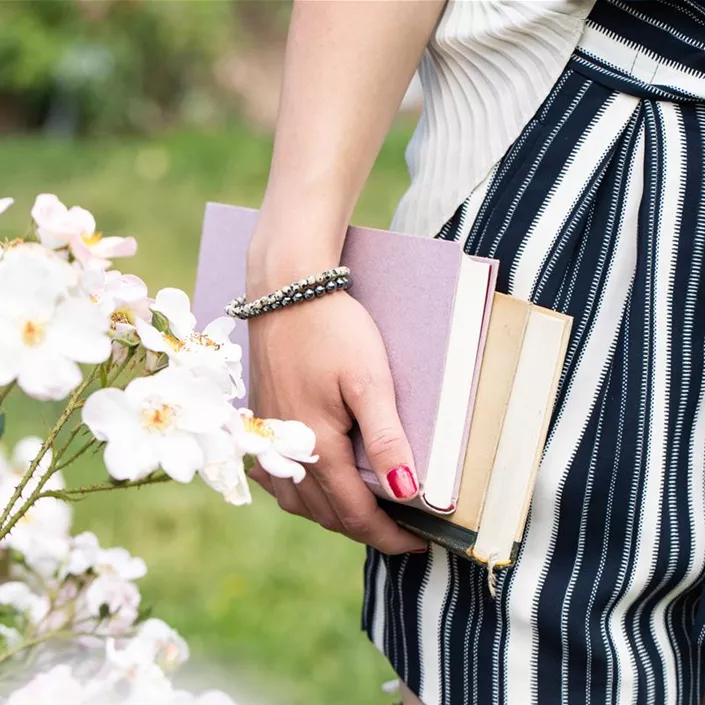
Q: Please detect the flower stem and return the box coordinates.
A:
[52,422,85,466]
[37,472,172,502]
[0,380,16,406]
[108,347,140,387]
[0,629,98,667]
[0,367,99,535]
[53,435,98,473]
[50,352,140,471]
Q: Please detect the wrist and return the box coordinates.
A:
[246,185,354,297]
[229,266,351,320]
[246,228,345,300]
[246,252,343,299]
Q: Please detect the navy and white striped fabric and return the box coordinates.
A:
[363,2,705,703]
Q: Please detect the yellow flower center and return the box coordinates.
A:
[164,333,184,352]
[96,562,118,576]
[81,231,102,246]
[4,238,24,250]
[185,332,221,351]
[141,403,175,432]
[110,308,134,329]
[21,320,45,346]
[242,415,274,439]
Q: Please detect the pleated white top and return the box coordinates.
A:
[392,0,596,237]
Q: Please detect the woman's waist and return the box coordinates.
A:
[572,0,705,101]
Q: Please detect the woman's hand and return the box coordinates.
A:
[243,0,443,555]
[247,290,427,555]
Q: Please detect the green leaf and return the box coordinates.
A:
[0,606,18,621]
[149,353,169,375]
[99,363,108,388]
[0,411,5,441]
[151,310,171,334]
[98,603,111,620]
[243,455,255,473]
[111,331,140,348]
[7,548,23,566]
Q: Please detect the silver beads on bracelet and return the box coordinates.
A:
[225,266,352,320]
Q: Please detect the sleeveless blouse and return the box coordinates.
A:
[392,0,596,237]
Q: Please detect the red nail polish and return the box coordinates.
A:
[410,547,428,554]
[387,464,418,499]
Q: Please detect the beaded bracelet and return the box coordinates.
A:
[224,266,352,320]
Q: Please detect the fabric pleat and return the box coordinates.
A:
[392,0,595,239]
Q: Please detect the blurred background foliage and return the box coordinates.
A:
[0,0,293,135]
[0,2,421,704]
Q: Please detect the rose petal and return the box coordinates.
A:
[103,431,160,481]
[202,316,235,343]
[175,377,230,434]
[198,432,252,506]
[198,691,238,705]
[224,412,271,456]
[82,388,139,441]
[97,547,147,581]
[31,194,65,223]
[0,198,14,216]
[0,318,22,386]
[50,297,111,364]
[157,431,203,483]
[257,447,306,483]
[268,419,319,463]
[17,349,82,401]
[90,236,138,259]
[112,273,148,302]
[68,235,111,270]
[135,318,172,355]
[66,206,96,236]
[31,195,71,249]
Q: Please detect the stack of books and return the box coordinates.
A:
[194,204,572,569]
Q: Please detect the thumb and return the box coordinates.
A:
[343,371,419,502]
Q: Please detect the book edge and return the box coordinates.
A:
[379,500,521,567]
[471,308,572,564]
[512,312,573,542]
[420,256,496,514]
[470,296,531,529]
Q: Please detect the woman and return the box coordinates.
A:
[246,1,705,703]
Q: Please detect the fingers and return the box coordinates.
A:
[292,475,342,533]
[270,476,313,520]
[311,433,427,554]
[249,425,340,531]
[256,460,342,532]
[252,431,426,553]
[254,454,340,530]
[249,464,275,496]
[342,370,419,502]
[253,464,335,530]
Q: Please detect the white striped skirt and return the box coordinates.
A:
[363,2,705,703]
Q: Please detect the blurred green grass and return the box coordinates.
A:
[0,122,415,705]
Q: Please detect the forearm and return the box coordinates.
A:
[248,0,443,293]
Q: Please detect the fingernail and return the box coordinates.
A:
[411,547,428,554]
[386,464,418,499]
